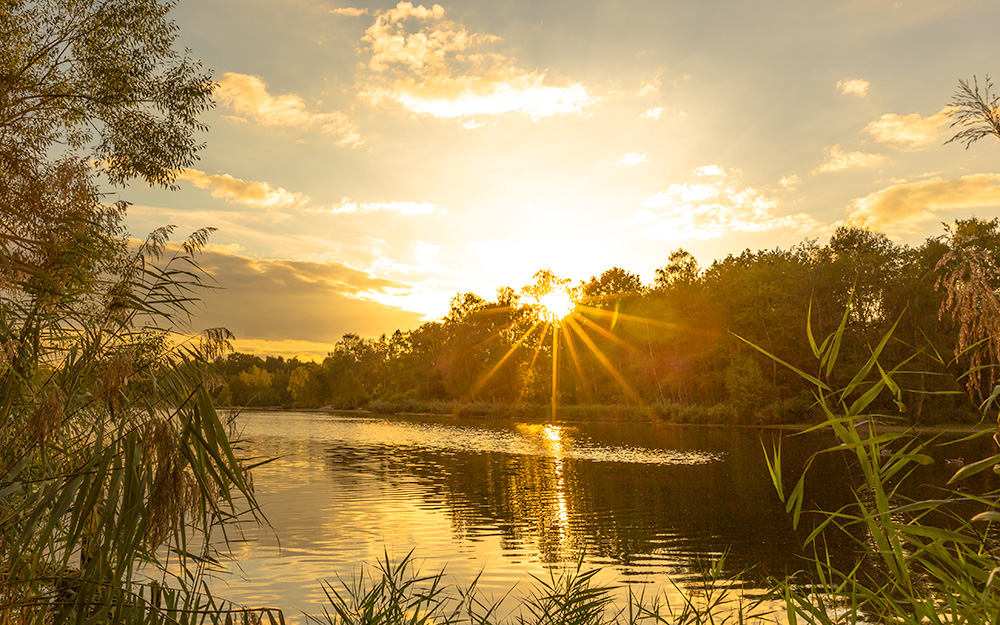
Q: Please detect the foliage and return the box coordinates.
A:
[212,221,997,425]
[934,218,1000,403]
[310,550,767,625]
[1,205,269,621]
[0,0,214,187]
[757,301,1000,624]
[0,0,272,621]
[653,250,699,291]
[723,357,772,423]
[580,268,644,309]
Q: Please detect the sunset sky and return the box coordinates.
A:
[121,0,1000,360]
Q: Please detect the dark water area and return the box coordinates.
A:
[212,410,999,622]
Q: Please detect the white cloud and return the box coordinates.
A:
[216,73,362,146]
[317,197,446,215]
[837,78,870,97]
[640,106,663,120]
[616,152,648,166]
[633,166,820,240]
[358,2,591,120]
[847,173,1000,231]
[779,174,801,188]
[812,144,887,173]
[332,6,368,16]
[865,107,952,150]
[693,164,725,177]
[177,168,308,210]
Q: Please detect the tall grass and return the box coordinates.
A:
[308,550,769,625]
[751,301,1000,624]
[1,202,277,623]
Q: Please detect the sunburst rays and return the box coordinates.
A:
[454,285,682,419]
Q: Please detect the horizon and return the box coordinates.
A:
[120,0,1000,361]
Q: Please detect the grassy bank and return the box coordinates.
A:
[281,394,980,427]
[343,396,977,426]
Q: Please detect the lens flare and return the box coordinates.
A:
[539,290,575,320]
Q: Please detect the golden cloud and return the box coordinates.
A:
[837,78,870,97]
[812,144,887,174]
[216,73,362,146]
[847,173,1000,231]
[779,174,801,188]
[195,250,425,343]
[865,107,952,150]
[331,6,369,16]
[633,166,820,240]
[316,197,445,215]
[639,73,662,97]
[359,1,591,120]
[178,168,308,210]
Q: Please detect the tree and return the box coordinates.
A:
[654,249,700,290]
[0,0,265,621]
[579,267,644,308]
[288,362,329,407]
[236,365,278,406]
[1,0,213,187]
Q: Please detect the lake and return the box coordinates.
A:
[205,410,996,623]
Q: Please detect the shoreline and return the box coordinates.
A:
[226,402,995,435]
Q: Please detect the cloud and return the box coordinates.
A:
[216,73,362,146]
[313,197,446,215]
[632,166,820,240]
[812,144,887,174]
[865,107,952,150]
[639,73,661,97]
[175,170,444,218]
[177,168,308,209]
[640,106,663,120]
[779,174,801,188]
[358,2,591,120]
[332,6,368,16]
[195,250,425,343]
[847,173,1000,231]
[616,152,648,166]
[837,78,870,97]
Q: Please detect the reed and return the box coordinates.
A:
[0,208,272,623]
[753,300,1000,624]
[309,550,767,625]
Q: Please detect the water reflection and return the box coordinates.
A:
[216,411,998,621]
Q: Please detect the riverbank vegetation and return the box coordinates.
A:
[0,0,272,621]
[6,0,1000,619]
[214,217,1000,426]
[305,299,1000,625]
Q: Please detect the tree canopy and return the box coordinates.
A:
[212,219,1000,426]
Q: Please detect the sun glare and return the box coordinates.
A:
[538,290,575,321]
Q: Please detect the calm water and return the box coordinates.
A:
[206,410,996,622]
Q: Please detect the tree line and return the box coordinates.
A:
[214,217,1000,425]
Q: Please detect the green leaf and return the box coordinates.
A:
[949,454,1000,484]
[734,333,831,391]
[806,300,820,359]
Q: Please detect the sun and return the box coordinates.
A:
[538,289,575,321]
